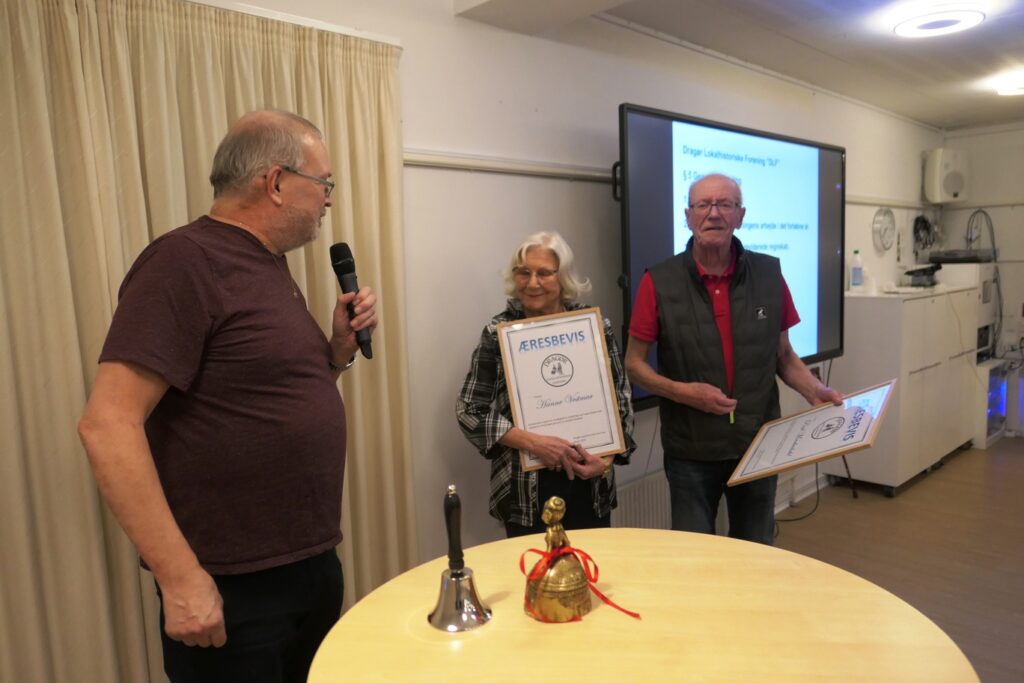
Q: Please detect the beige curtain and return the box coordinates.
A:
[0,1,416,681]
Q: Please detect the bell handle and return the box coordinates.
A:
[444,485,465,573]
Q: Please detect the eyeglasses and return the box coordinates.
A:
[689,199,741,214]
[281,165,336,198]
[513,267,558,283]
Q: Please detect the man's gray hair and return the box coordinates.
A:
[504,231,593,303]
[688,172,744,206]
[209,110,323,198]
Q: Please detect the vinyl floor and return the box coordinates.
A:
[774,437,1024,683]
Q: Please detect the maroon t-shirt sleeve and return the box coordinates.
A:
[100,235,221,390]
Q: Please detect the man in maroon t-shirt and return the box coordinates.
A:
[625,173,841,545]
[78,110,377,683]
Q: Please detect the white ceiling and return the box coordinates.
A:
[456,0,1024,131]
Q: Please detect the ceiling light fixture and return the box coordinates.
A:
[995,75,1024,96]
[892,3,986,37]
[979,68,1024,96]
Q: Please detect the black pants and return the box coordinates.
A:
[505,471,611,538]
[159,550,343,683]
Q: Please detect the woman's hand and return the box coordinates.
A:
[525,433,582,479]
[570,445,608,480]
[500,429,605,479]
[499,429,579,479]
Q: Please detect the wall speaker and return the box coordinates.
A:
[923,147,968,204]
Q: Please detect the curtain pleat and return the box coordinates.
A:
[0,0,414,680]
[1,1,124,680]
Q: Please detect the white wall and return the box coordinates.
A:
[403,167,626,548]
[941,125,1024,353]
[213,0,946,563]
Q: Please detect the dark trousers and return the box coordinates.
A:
[159,550,343,683]
[505,471,611,538]
[664,457,777,545]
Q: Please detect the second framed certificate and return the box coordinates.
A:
[497,307,625,472]
[727,380,897,486]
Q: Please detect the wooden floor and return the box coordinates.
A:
[774,437,1024,683]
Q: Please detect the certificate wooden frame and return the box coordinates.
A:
[727,379,897,486]
[497,307,626,472]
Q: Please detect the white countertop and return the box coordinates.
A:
[846,283,976,300]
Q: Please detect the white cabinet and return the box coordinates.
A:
[948,289,980,448]
[822,287,977,494]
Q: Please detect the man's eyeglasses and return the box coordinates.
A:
[689,199,741,214]
[281,165,336,198]
[513,267,558,283]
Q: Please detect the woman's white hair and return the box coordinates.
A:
[503,231,592,303]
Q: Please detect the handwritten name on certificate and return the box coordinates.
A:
[497,308,625,472]
[728,380,896,486]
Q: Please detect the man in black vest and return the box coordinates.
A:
[625,173,841,544]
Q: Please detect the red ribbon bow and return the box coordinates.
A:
[519,546,641,621]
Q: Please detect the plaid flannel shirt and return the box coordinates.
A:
[456,299,635,527]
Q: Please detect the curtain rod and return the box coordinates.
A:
[403,149,941,211]
[192,1,402,46]
[403,149,611,183]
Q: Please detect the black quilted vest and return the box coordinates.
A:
[648,237,782,461]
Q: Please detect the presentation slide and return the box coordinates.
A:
[672,121,820,357]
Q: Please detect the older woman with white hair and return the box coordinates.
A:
[456,232,635,538]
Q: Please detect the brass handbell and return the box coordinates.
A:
[524,496,591,622]
[428,485,492,632]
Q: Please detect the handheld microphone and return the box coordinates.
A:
[329,242,373,359]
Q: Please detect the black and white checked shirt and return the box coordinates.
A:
[456,299,635,527]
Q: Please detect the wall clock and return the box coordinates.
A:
[872,207,896,251]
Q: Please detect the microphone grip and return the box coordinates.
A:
[339,272,373,359]
[444,488,464,573]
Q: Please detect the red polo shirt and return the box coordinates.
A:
[629,251,799,394]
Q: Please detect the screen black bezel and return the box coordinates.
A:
[618,103,846,410]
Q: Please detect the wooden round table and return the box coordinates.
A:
[309,528,977,681]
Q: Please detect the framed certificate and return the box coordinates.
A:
[497,307,626,472]
[727,379,897,486]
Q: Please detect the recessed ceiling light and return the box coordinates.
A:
[892,4,986,37]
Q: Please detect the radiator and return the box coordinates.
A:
[613,472,671,529]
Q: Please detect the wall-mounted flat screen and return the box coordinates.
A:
[618,103,845,407]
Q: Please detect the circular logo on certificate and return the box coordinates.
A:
[811,417,845,439]
[541,354,574,387]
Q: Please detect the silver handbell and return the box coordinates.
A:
[428,485,492,632]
